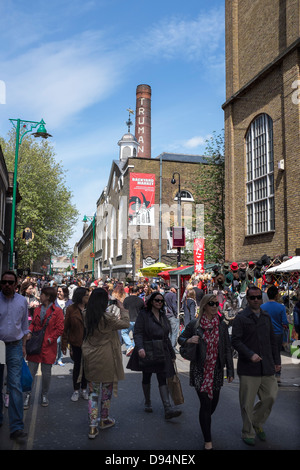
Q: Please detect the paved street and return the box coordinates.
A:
[1,349,299,454]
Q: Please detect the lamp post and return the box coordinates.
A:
[171,172,182,267]
[9,118,52,270]
[82,214,96,280]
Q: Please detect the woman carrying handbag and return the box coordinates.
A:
[127,292,182,420]
[24,287,64,409]
[178,294,234,450]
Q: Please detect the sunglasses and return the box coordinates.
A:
[1,280,15,285]
[207,301,219,307]
[153,298,164,303]
[248,295,262,300]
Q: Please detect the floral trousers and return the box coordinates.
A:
[88,382,113,426]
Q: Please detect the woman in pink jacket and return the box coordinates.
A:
[24,287,64,409]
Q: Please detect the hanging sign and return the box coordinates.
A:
[194,238,205,273]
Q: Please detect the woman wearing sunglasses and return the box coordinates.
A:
[178,294,234,450]
[127,292,182,420]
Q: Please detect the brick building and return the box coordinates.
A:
[93,149,208,280]
[223,0,300,262]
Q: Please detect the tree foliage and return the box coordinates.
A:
[193,131,225,264]
[1,131,79,268]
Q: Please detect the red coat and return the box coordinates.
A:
[27,303,64,364]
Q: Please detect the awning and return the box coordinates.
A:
[140,262,174,277]
[266,256,300,273]
[158,265,194,279]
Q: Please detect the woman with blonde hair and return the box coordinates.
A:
[178,294,234,450]
[183,288,197,326]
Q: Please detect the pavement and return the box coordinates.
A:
[0,347,299,454]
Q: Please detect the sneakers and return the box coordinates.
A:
[254,426,266,441]
[57,360,65,367]
[41,395,49,407]
[88,426,99,439]
[243,437,255,446]
[71,390,89,401]
[81,389,89,400]
[126,346,134,356]
[99,417,115,429]
[71,391,80,401]
[24,393,31,410]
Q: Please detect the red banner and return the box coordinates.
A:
[194,238,205,273]
[129,173,155,225]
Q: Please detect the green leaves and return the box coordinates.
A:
[192,131,225,264]
[1,131,79,268]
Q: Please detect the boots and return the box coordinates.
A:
[142,383,153,412]
[159,385,182,420]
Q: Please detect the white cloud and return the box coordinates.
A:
[3,31,125,129]
[136,9,224,62]
[184,135,211,149]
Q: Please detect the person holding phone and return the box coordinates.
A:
[232,285,281,446]
[178,294,234,450]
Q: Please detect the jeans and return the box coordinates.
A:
[121,322,135,349]
[167,316,179,350]
[1,341,24,433]
[27,361,52,396]
[56,336,63,362]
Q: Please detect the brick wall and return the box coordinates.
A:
[224,0,300,262]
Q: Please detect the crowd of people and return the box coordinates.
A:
[0,257,299,449]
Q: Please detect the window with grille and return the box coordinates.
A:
[246,114,275,235]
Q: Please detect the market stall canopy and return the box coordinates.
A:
[266,256,300,273]
[158,265,194,280]
[140,262,174,277]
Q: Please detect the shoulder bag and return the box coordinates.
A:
[179,323,198,361]
[26,313,53,356]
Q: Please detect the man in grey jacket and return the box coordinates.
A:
[232,285,280,446]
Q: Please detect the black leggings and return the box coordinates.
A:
[142,371,167,387]
[196,389,220,442]
[71,345,87,391]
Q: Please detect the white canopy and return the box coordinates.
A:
[266,256,300,273]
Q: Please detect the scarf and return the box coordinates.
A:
[199,313,219,399]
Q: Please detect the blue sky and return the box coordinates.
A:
[0,0,225,250]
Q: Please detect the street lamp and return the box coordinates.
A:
[9,118,52,270]
[82,214,96,280]
[171,172,182,267]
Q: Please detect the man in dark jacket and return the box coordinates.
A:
[232,285,280,446]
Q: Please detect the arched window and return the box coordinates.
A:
[174,190,194,201]
[246,114,275,235]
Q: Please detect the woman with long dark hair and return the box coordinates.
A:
[127,292,182,420]
[178,294,234,450]
[61,287,89,401]
[82,288,129,439]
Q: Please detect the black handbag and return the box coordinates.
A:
[26,314,52,356]
[179,341,198,361]
[139,339,166,367]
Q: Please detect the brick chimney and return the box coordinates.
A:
[135,84,151,158]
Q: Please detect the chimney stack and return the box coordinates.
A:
[135,84,151,158]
